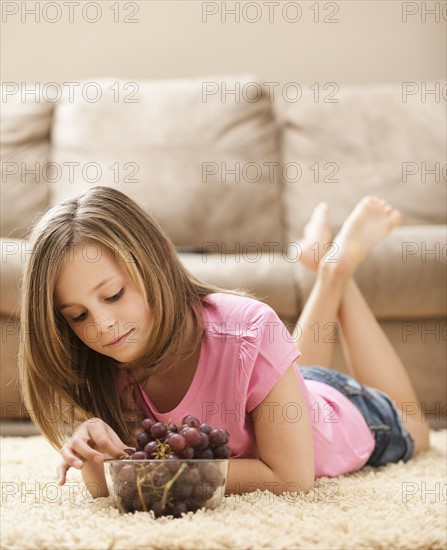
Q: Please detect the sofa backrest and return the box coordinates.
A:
[274,80,446,241]
[47,74,285,252]
[0,86,53,240]
[1,77,445,247]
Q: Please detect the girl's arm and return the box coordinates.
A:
[58,456,111,499]
[57,418,133,498]
[80,460,109,498]
[226,363,315,496]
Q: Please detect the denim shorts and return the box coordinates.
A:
[298,365,415,467]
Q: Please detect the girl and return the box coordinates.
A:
[18,187,430,498]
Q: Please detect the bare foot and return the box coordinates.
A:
[320,196,403,278]
[299,202,334,271]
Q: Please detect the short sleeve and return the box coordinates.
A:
[237,303,302,414]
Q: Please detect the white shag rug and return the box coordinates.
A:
[0,431,446,550]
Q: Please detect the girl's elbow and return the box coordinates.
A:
[92,485,110,499]
[279,478,314,496]
[277,469,315,496]
[83,479,110,498]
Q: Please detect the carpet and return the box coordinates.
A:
[1,430,446,550]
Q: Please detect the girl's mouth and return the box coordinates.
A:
[106,329,134,348]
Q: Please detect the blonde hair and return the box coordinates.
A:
[18,186,260,450]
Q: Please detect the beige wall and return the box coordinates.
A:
[1,1,445,84]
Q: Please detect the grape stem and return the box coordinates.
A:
[136,473,149,513]
[161,463,187,510]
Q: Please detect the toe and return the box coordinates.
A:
[314,201,329,214]
[362,195,375,203]
[362,195,381,208]
[390,209,403,226]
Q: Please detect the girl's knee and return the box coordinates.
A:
[406,417,430,456]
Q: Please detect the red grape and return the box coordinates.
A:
[151,501,164,518]
[200,462,224,485]
[193,482,215,501]
[151,422,168,440]
[199,422,212,434]
[172,501,188,518]
[143,441,157,456]
[132,451,149,460]
[182,415,200,428]
[213,444,231,459]
[122,448,135,456]
[196,432,209,450]
[183,427,202,447]
[141,418,155,433]
[136,432,151,448]
[195,448,214,459]
[178,445,194,459]
[183,466,201,484]
[220,429,230,444]
[165,455,182,472]
[168,433,186,453]
[118,465,136,482]
[209,429,225,447]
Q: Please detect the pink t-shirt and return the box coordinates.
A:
[117,293,375,478]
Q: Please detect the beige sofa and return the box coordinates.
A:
[1,75,446,429]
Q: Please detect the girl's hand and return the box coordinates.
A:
[57,417,133,486]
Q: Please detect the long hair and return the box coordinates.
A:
[18,186,259,450]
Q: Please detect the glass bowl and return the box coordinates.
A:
[105,458,229,518]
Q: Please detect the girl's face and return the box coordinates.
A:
[54,243,154,363]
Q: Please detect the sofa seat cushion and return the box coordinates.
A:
[294,225,447,320]
[179,251,299,321]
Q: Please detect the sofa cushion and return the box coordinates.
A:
[180,252,299,321]
[0,238,28,317]
[49,75,284,251]
[294,225,447,320]
[0,86,53,239]
[275,80,447,240]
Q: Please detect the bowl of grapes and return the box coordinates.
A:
[105,415,230,518]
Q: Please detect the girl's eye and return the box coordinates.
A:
[107,288,124,302]
[71,288,124,323]
[72,313,86,323]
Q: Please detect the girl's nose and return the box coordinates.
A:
[98,318,118,333]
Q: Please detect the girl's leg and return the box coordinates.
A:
[294,202,344,368]
[295,197,430,455]
[295,197,401,368]
[338,279,430,454]
[292,261,346,369]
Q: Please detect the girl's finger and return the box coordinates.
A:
[90,424,131,459]
[57,462,70,486]
[107,433,134,457]
[59,446,87,469]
